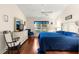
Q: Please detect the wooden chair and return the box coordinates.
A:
[3,31,21,54]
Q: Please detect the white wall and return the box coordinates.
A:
[48,11,62,32]
[26,11,62,33]
[0,32,7,53]
[0,4,26,31]
[26,5,79,34]
[0,4,26,53]
[57,5,79,33]
[26,16,48,32]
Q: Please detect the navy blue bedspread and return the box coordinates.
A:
[38,31,79,53]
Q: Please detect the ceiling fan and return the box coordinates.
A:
[41,11,53,13]
[41,11,53,16]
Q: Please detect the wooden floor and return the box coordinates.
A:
[20,37,39,54]
[4,37,79,54]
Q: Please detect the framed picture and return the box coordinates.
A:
[65,15,72,20]
[75,21,79,26]
[3,15,9,22]
[14,17,23,31]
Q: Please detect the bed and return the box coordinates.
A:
[38,31,79,54]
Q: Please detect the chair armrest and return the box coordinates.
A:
[7,41,16,43]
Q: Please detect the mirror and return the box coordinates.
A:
[14,17,24,32]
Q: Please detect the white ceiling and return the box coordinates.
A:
[17,4,67,17]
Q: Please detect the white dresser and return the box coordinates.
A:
[13,30,28,45]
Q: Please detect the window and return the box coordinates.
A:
[34,21,49,32]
